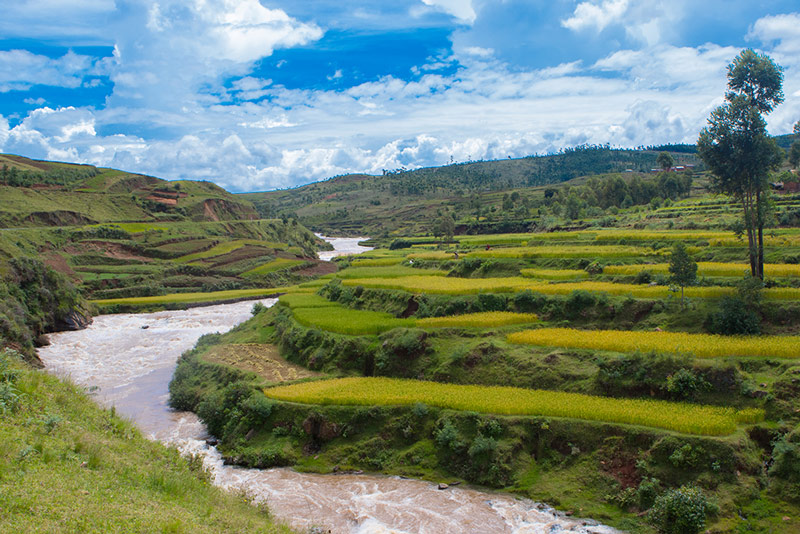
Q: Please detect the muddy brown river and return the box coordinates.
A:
[38,237,618,533]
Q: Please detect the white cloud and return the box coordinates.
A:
[562,0,686,46]
[748,13,800,56]
[420,0,476,24]
[0,50,94,92]
[561,0,629,33]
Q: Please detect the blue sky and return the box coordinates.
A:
[1,0,799,192]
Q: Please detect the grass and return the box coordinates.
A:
[89,222,168,233]
[416,311,539,328]
[263,377,755,436]
[174,240,272,264]
[508,327,800,359]
[0,350,288,533]
[242,258,306,277]
[278,293,340,309]
[291,307,413,335]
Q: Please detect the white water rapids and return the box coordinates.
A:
[37,236,618,534]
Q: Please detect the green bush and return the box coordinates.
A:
[648,485,710,534]
[706,296,760,335]
[565,290,596,318]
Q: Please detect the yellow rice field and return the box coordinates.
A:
[508,327,800,359]
[519,268,588,280]
[604,262,800,278]
[264,377,757,436]
[416,311,538,328]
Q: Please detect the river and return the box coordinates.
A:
[38,236,617,534]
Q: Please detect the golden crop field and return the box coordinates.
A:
[264,377,757,435]
[604,262,800,278]
[350,257,406,266]
[341,275,533,294]
[519,268,588,280]
[466,245,664,259]
[342,276,800,300]
[416,311,539,328]
[508,327,800,359]
[333,265,449,279]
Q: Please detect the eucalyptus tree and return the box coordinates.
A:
[697,49,784,279]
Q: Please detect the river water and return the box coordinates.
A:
[37,237,618,534]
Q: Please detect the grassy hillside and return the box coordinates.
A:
[0,348,289,534]
[0,153,259,227]
[242,145,703,235]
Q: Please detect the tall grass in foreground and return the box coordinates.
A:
[264,377,757,436]
[508,327,800,359]
[0,350,288,533]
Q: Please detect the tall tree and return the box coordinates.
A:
[657,151,674,172]
[669,242,697,307]
[697,49,785,279]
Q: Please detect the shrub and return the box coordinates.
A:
[665,368,711,400]
[706,296,761,335]
[634,269,653,284]
[770,433,800,482]
[565,290,596,318]
[648,485,710,534]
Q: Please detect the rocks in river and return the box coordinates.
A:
[205,437,219,447]
[141,325,150,330]
[438,483,449,490]
[56,309,93,332]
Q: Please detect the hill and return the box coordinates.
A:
[0,153,259,227]
[242,145,703,236]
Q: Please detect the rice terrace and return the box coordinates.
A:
[3,3,800,534]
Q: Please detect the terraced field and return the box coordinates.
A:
[264,377,759,436]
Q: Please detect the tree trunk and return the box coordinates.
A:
[756,190,765,280]
[743,196,757,278]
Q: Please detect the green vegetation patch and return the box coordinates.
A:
[264,377,752,435]
[243,258,306,277]
[291,307,413,335]
[174,239,274,263]
[278,293,340,309]
[0,350,287,533]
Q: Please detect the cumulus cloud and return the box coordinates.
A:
[105,0,322,109]
[561,0,629,33]
[562,0,685,46]
[0,50,95,92]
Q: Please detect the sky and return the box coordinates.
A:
[1,0,799,193]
